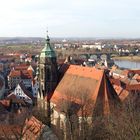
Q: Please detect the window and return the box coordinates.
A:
[41,68,43,79]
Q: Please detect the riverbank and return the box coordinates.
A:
[113,56,140,62]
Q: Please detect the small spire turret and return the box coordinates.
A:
[46,30,50,43]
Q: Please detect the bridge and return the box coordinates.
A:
[56,50,140,60]
[76,51,140,60]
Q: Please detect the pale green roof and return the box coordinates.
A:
[40,35,56,58]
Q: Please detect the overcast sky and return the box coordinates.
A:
[0,0,140,38]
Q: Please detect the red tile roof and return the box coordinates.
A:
[14,64,30,70]
[113,85,129,101]
[111,76,140,101]
[0,125,22,139]
[51,64,120,116]
[129,69,140,75]
[126,84,140,91]
[0,100,10,107]
[9,70,32,79]
[21,70,32,79]
[9,70,21,77]
[22,116,44,140]
[22,116,58,140]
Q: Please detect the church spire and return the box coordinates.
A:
[46,30,50,44]
[40,31,56,59]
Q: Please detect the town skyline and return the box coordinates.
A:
[0,0,140,38]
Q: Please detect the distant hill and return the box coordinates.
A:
[0,37,44,41]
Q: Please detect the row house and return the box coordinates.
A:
[8,69,32,90]
[8,64,35,90]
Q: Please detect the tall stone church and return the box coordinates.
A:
[37,33,58,125]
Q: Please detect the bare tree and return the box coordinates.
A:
[52,87,94,140]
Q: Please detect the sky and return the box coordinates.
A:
[0,0,140,38]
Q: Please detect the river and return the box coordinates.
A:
[114,60,140,69]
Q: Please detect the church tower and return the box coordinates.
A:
[37,32,58,126]
[38,33,58,100]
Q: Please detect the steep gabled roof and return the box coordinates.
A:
[6,92,26,105]
[18,82,34,100]
[51,65,120,116]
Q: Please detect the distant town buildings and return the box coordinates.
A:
[0,34,139,139]
[82,43,102,50]
[8,64,34,89]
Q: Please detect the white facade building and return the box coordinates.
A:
[13,82,34,104]
[82,43,102,50]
